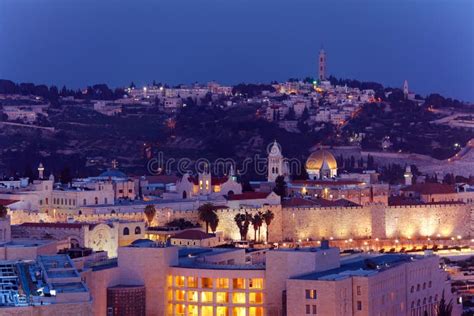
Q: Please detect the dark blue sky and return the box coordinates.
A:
[1,0,473,101]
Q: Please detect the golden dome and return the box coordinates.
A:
[305,150,337,171]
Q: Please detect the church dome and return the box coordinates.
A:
[305,150,337,171]
[99,169,128,179]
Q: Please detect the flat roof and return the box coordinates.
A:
[293,254,417,281]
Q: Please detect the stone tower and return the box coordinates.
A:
[403,80,409,99]
[267,141,284,182]
[404,165,413,186]
[198,166,212,195]
[318,48,326,81]
[38,163,45,180]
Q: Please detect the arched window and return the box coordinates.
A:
[78,210,82,215]
[111,210,116,214]
[135,226,141,234]
[104,198,108,204]
[94,197,98,205]
[227,190,234,197]
[423,282,426,290]
[182,191,187,199]
[123,227,130,236]
[416,284,420,291]
[83,199,87,206]
[410,286,414,293]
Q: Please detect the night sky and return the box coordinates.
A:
[1,0,473,101]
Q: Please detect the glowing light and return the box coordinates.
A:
[457,235,462,240]
[395,240,399,243]
[329,237,334,240]
[375,238,379,241]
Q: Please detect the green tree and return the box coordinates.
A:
[251,212,264,242]
[262,210,275,242]
[436,290,453,316]
[209,212,219,233]
[198,203,216,233]
[274,175,287,197]
[234,212,251,241]
[144,205,156,226]
[0,205,7,219]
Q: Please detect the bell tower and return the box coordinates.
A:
[267,141,284,182]
[318,48,326,81]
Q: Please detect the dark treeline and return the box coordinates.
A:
[0,79,126,104]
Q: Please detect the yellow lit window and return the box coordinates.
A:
[201,306,213,316]
[249,292,263,304]
[232,307,246,316]
[167,275,173,287]
[205,180,209,190]
[214,185,221,193]
[232,292,246,304]
[187,276,198,288]
[201,291,214,303]
[249,278,264,289]
[188,305,198,316]
[217,306,229,316]
[202,277,213,288]
[233,278,246,289]
[167,304,173,316]
[199,180,203,189]
[167,290,173,301]
[216,292,229,303]
[217,278,229,289]
[249,307,264,316]
[188,290,198,302]
[175,276,185,287]
[175,290,185,301]
[175,304,185,316]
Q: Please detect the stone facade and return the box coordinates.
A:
[8,202,473,243]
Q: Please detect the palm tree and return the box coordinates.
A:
[262,209,275,242]
[144,205,156,226]
[198,203,216,233]
[436,290,453,316]
[234,212,251,241]
[251,213,264,242]
[0,205,7,219]
[209,212,219,233]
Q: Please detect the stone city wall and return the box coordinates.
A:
[9,202,472,243]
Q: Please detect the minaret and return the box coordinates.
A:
[404,165,413,186]
[267,140,284,182]
[403,80,409,99]
[318,48,327,81]
[38,163,44,180]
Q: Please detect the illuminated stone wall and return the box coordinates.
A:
[8,202,473,242]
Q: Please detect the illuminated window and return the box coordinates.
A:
[205,180,209,190]
[167,290,173,301]
[216,292,229,303]
[217,306,229,316]
[249,278,264,289]
[175,290,185,301]
[187,276,198,288]
[201,291,213,303]
[188,291,198,302]
[232,307,246,316]
[175,276,185,287]
[249,292,263,304]
[305,289,317,299]
[202,277,213,289]
[217,278,229,289]
[233,278,246,289]
[188,305,198,316]
[232,292,246,304]
[175,304,185,316]
[201,306,213,316]
[214,185,221,193]
[199,180,203,189]
[167,304,173,316]
[249,307,264,316]
[167,275,173,287]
